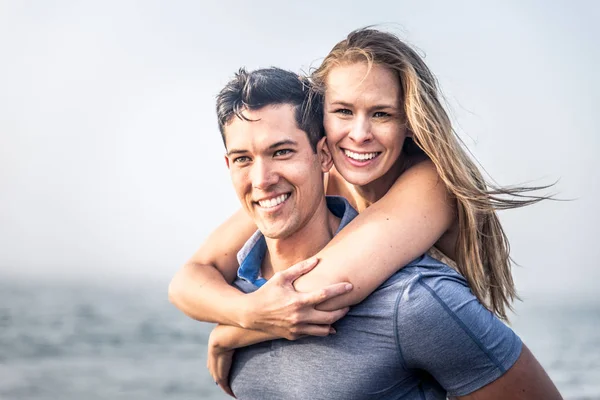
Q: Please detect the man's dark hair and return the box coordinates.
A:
[216,67,324,151]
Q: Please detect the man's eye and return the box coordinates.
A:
[233,156,250,163]
[274,149,293,157]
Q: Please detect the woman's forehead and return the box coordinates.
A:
[324,62,400,105]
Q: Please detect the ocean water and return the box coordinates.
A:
[0,279,598,400]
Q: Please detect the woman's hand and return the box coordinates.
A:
[208,327,236,398]
[243,258,352,340]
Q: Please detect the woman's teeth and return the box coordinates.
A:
[258,193,289,208]
[344,150,379,161]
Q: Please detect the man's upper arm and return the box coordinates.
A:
[189,207,257,283]
[456,344,562,400]
[396,266,523,397]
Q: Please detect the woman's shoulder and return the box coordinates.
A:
[390,155,442,191]
[403,154,435,175]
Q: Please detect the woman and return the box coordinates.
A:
[169,28,549,392]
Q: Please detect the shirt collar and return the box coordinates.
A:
[236,196,357,288]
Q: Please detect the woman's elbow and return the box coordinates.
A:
[168,268,187,308]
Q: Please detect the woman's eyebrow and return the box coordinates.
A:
[328,100,399,111]
[328,100,353,108]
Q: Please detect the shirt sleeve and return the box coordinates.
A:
[394,267,523,397]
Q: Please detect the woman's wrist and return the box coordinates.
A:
[237,291,258,330]
[209,325,231,352]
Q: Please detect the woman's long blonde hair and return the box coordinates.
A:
[310,28,552,320]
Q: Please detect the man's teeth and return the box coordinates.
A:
[344,150,379,161]
[258,194,289,208]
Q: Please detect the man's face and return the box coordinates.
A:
[224,104,331,239]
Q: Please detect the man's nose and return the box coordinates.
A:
[347,115,373,143]
[250,159,279,190]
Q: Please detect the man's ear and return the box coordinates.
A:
[316,137,333,173]
[224,154,230,169]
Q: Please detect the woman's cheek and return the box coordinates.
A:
[324,117,346,141]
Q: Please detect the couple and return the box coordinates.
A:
[170,28,561,399]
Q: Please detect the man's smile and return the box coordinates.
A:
[254,192,291,209]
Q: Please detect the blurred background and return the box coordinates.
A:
[1,1,598,399]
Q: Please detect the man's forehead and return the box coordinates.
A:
[224,105,308,151]
[226,137,300,156]
[229,103,295,125]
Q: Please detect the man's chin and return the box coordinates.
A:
[259,223,292,240]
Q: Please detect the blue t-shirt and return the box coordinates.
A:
[230,196,522,399]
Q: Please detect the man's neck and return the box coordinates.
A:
[261,197,340,279]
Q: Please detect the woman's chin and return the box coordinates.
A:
[336,168,381,187]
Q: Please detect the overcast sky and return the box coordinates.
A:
[1,1,598,300]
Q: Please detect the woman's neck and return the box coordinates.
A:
[353,155,407,212]
[327,154,421,212]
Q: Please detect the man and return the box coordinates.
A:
[207,67,561,399]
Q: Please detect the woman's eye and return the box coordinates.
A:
[335,108,352,116]
[373,111,391,118]
[233,156,250,163]
[274,149,293,157]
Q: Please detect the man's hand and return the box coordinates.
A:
[208,328,236,398]
[243,258,352,340]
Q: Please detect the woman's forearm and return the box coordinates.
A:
[169,261,250,327]
[209,324,279,351]
[169,207,260,326]
[170,258,354,337]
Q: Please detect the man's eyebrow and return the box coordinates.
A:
[268,139,298,149]
[226,148,247,156]
[226,140,298,156]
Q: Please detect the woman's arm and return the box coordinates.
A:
[170,160,454,332]
[205,166,453,393]
[294,160,456,310]
[207,322,339,397]
[168,208,258,326]
[168,209,353,335]
[209,325,279,352]
[207,325,280,398]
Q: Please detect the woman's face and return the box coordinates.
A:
[323,62,410,188]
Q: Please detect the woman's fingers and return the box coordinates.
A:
[292,324,335,338]
[304,307,350,326]
[276,257,320,284]
[246,260,353,337]
[284,308,349,338]
[300,283,353,306]
[217,380,236,398]
[208,347,236,398]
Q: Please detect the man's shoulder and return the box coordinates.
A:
[347,255,464,320]
[325,195,358,232]
[383,254,480,325]
[349,254,480,340]
[391,256,522,396]
[370,254,465,297]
